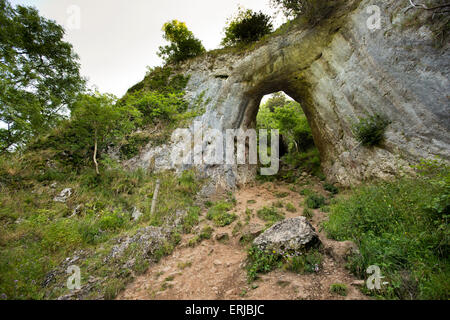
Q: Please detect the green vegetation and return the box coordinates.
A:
[206,201,237,227]
[0,161,204,299]
[256,92,322,180]
[273,201,284,208]
[221,8,273,47]
[305,193,326,209]
[257,206,284,225]
[284,249,323,274]
[303,208,314,219]
[157,20,205,64]
[323,159,449,300]
[182,206,201,234]
[246,247,283,282]
[71,92,141,174]
[323,182,339,195]
[247,246,323,282]
[188,226,214,247]
[330,283,348,296]
[0,0,85,152]
[270,0,335,24]
[299,188,314,196]
[352,114,391,147]
[285,203,297,213]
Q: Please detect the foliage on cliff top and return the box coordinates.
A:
[157,20,205,64]
[270,0,337,25]
[221,8,273,47]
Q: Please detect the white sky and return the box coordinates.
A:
[9,0,285,98]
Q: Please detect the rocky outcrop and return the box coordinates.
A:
[253,217,320,254]
[128,0,449,188]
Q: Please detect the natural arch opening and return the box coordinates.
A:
[254,91,323,180]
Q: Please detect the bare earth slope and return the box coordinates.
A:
[118,178,368,300]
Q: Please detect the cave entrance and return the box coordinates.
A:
[255,91,322,179]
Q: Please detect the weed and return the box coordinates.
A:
[257,207,284,224]
[351,114,391,147]
[285,203,297,213]
[330,283,348,296]
[324,183,339,195]
[305,194,326,209]
[206,201,237,227]
[303,208,314,219]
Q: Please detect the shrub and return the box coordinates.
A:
[123,90,187,125]
[247,247,282,282]
[270,0,335,24]
[257,206,284,224]
[119,133,151,160]
[221,8,273,47]
[330,283,348,296]
[206,201,236,227]
[286,203,297,213]
[98,210,127,231]
[303,208,314,219]
[324,183,339,195]
[182,206,201,233]
[305,194,326,209]
[284,249,323,274]
[323,161,450,300]
[352,114,391,147]
[299,188,314,196]
[157,20,205,63]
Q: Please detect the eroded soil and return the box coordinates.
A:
[117,178,368,300]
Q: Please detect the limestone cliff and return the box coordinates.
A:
[126,0,449,188]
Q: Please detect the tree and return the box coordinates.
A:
[71,93,141,175]
[269,0,334,24]
[0,0,85,152]
[221,8,273,47]
[157,20,205,64]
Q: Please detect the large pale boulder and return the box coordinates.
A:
[253,217,320,254]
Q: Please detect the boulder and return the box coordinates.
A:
[253,217,320,254]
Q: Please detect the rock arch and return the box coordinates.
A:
[127,0,449,190]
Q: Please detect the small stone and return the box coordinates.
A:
[351,280,365,287]
[53,188,72,203]
[215,233,230,242]
[213,260,222,266]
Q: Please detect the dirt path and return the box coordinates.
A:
[117,178,368,300]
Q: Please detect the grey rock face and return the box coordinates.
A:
[253,217,320,254]
[127,0,449,189]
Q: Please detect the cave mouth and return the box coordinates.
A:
[255,91,322,179]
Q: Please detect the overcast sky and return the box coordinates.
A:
[10,0,284,98]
